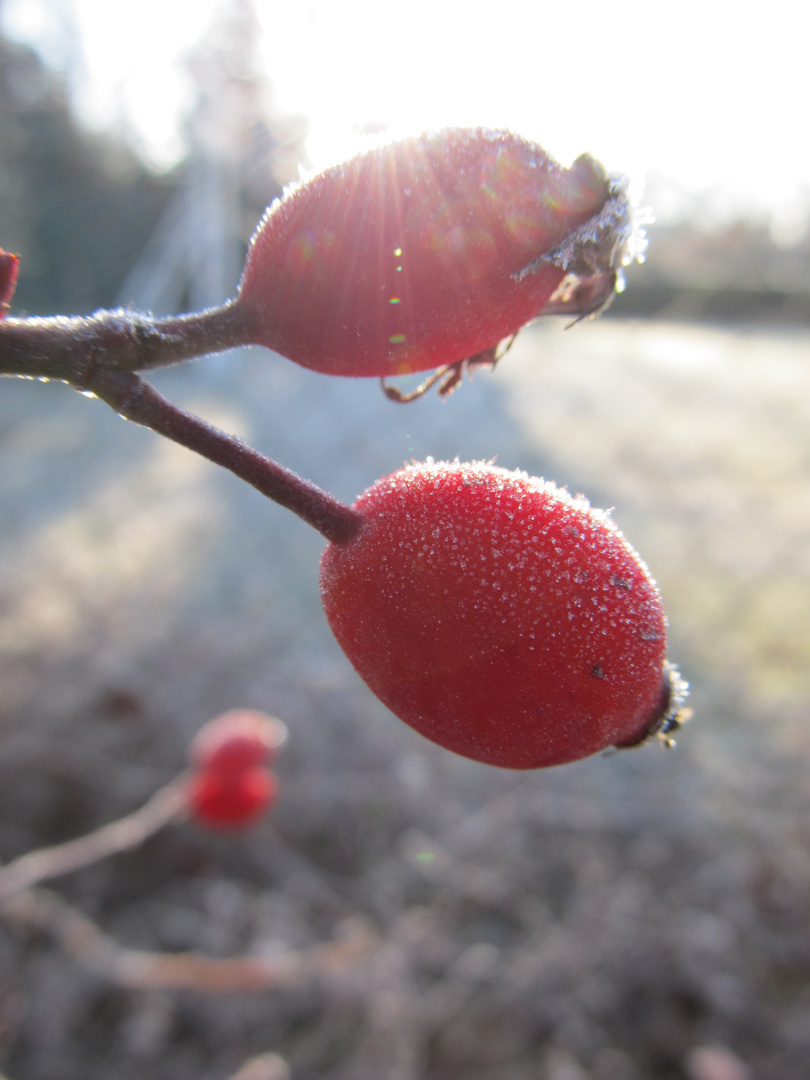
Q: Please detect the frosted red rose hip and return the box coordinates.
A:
[236,128,631,382]
[320,461,684,769]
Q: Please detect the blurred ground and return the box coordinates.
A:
[1,314,810,1080]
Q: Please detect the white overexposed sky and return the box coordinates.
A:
[3,0,810,231]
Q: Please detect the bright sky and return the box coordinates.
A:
[3,0,810,230]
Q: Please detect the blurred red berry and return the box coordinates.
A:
[320,460,686,770]
[236,128,632,383]
[188,766,277,829]
[189,709,287,774]
[0,249,19,317]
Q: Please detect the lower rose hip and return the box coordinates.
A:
[188,768,277,829]
[319,460,686,769]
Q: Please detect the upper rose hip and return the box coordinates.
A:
[320,460,686,770]
[189,709,287,774]
[236,128,632,381]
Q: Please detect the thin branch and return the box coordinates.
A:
[1,302,364,542]
[0,780,188,901]
[0,302,246,381]
[87,369,363,544]
[1,887,376,992]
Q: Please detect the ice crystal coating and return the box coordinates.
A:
[238,129,631,380]
[320,460,681,769]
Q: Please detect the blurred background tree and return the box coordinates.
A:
[0,0,307,316]
[3,0,810,325]
[0,22,175,314]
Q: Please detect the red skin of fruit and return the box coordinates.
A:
[188,767,277,830]
[236,128,610,378]
[320,461,669,770]
[0,249,19,317]
[189,710,286,774]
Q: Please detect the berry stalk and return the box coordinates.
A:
[89,368,363,544]
[0,780,188,901]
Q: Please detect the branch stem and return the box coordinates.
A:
[0,302,247,381]
[89,369,363,545]
[0,780,188,901]
[1,301,364,543]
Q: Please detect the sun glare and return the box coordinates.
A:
[1,0,807,219]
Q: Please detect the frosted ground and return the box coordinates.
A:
[1,316,809,1080]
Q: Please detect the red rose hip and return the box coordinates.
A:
[237,128,631,385]
[319,460,686,769]
[189,709,287,774]
[186,710,287,829]
[0,249,19,317]
[188,767,277,830]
